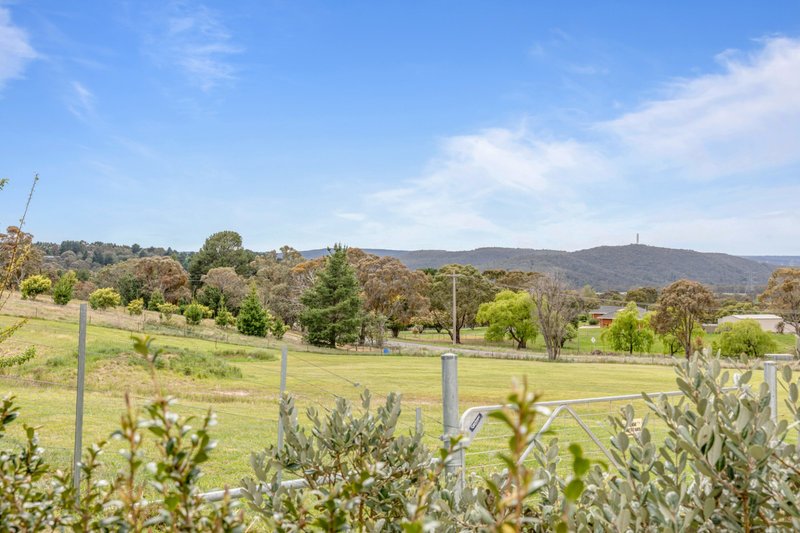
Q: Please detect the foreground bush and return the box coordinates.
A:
[244,354,800,531]
[0,336,243,531]
[4,348,800,531]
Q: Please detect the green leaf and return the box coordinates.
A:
[568,443,583,458]
[573,457,590,477]
[564,479,585,502]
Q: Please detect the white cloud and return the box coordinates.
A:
[147,2,242,91]
[362,126,609,248]
[335,212,367,222]
[67,81,94,120]
[0,7,37,91]
[604,37,800,179]
[353,37,800,252]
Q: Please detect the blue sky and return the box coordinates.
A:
[1,1,799,254]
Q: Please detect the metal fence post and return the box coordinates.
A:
[415,407,422,434]
[764,361,778,423]
[441,353,462,477]
[277,345,288,448]
[72,303,88,502]
[276,346,288,483]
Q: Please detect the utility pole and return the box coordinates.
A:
[451,273,457,345]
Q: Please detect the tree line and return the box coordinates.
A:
[3,228,800,358]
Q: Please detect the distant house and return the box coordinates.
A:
[588,305,647,328]
[717,314,783,333]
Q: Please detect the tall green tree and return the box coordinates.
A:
[237,286,271,337]
[299,245,362,348]
[476,290,538,349]
[651,279,715,358]
[188,231,254,290]
[429,264,496,344]
[602,301,654,354]
[51,270,78,305]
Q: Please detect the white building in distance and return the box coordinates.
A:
[717,314,783,333]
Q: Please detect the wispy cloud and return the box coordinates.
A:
[603,36,800,180]
[67,80,94,120]
[146,2,242,91]
[352,37,800,253]
[335,212,367,222]
[0,6,37,92]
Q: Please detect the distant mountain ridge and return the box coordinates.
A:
[301,244,779,291]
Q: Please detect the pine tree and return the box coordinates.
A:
[215,296,235,328]
[52,271,78,305]
[299,244,362,348]
[237,286,270,337]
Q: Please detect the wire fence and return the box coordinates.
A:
[0,342,443,493]
[458,364,794,478]
[460,394,686,476]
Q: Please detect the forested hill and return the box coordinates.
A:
[301,245,776,291]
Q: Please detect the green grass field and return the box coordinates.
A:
[0,295,785,492]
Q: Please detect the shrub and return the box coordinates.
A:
[588,317,599,325]
[243,390,439,529]
[270,316,289,339]
[51,271,77,305]
[0,335,244,530]
[20,274,51,300]
[715,319,778,357]
[158,302,180,322]
[164,351,242,379]
[147,289,165,311]
[243,353,800,530]
[0,399,243,529]
[215,304,235,328]
[183,302,207,326]
[237,287,270,337]
[88,287,121,310]
[126,298,144,316]
[213,349,275,361]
